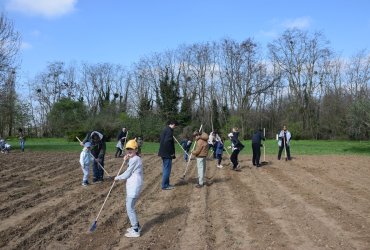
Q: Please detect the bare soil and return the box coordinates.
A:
[1,152,370,250]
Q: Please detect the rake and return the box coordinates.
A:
[173,136,190,158]
[76,137,112,178]
[283,136,288,162]
[89,158,127,232]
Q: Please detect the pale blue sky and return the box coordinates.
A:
[2,0,370,82]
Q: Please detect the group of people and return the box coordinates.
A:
[78,127,144,238]
[78,122,292,238]
[0,128,26,153]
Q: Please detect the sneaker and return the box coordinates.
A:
[217,165,223,169]
[195,184,203,188]
[126,226,142,233]
[236,164,241,169]
[162,185,175,190]
[232,168,241,172]
[82,182,88,186]
[124,230,140,238]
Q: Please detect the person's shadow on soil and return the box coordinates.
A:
[142,206,188,234]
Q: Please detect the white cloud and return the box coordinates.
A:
[282,17,312,29]
[6,0,77,18]
[20,41,32,50]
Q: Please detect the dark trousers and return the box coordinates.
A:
[115,147,122,157]
[252,143,261,166]
[278,145,291,160]
[92,155,105,181]
[230,149,240,169]
[216,154,222,165]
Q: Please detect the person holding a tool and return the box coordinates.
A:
[158,120,178,190]
[251,128,265,167]
[191,131,209,188]
[115,127,128,158]
[215,134,225,169]
[81,131,106,183]
[228,127,244,171]
[79,141,93,186]
[180,136,192,162]
[115,139,144,238]
[277,125,292,160]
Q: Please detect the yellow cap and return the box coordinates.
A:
[125,139,138,150]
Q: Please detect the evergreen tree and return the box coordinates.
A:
[155,68,181,122]
[178,88,192,126]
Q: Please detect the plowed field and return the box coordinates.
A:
[1,152,370,249]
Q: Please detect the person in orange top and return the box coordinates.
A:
[191,131,209,188]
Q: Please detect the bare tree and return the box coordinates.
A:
[0,13,20,136]
[268,28,332,137]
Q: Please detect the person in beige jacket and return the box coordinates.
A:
[191,131,209,188]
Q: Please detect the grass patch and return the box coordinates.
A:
[5,138,370,156]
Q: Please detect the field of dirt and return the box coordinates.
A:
[1,151,370,250]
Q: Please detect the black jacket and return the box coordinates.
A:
[82,131,106,158]
[158,126,175,159]
[252,130,265,145]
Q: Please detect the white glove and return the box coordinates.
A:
[114,176,119,181]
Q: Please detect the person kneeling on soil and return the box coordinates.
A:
[191,131,209,188]
[115,139,144,238]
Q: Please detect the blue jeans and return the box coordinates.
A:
[126,197,139,228]
[161,158,172,189]
[20,140,25,152]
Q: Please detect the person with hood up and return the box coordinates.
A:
[79,142,93,186]
[81,131,106,183]
[191,131,209,188]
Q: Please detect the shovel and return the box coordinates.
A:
[260,128,269,165]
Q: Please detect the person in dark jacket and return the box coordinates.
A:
[228,127,244,171]
[158,120,178,190]
[180,136,192,162]
[81,131,106,183]
[251,129,265,167]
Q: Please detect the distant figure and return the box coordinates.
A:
[215,135,225,169]
[180,136,192,162]
[251,129,265,167]
[18,128,25,152]
[0,138,11,153]
[277,125,292,160]
[115,127,127,158]
[136,135,144,156]
[228,127,244,171]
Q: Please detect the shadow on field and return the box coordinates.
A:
[143,206,189,233]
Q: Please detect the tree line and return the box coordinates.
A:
[1,12,369,141]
